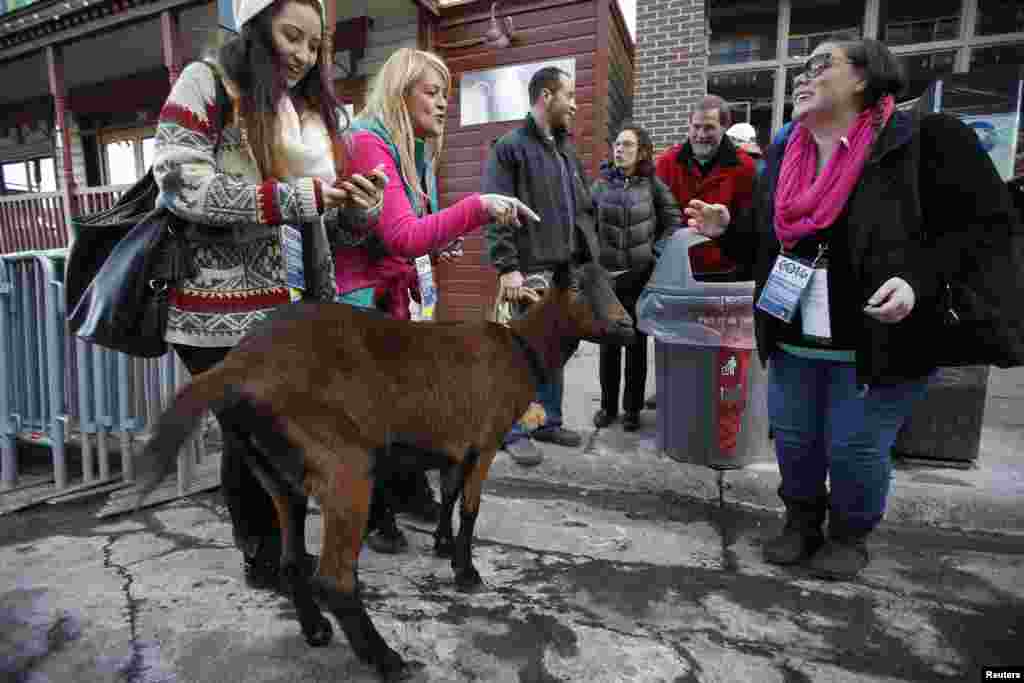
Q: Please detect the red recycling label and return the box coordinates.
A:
[716,348,751,455]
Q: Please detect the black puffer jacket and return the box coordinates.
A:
[592,163,683,273]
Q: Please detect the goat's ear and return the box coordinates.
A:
[552,261,572,290]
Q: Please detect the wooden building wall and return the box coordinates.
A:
[433,0,633,322]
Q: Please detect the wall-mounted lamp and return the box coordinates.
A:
[436,2,515,50]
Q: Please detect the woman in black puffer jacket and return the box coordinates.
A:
[592,124,683,431]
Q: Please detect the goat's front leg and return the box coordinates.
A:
[452,449,496,589]
[433,462,462,558]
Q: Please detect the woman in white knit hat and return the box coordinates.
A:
[151,0,385,592]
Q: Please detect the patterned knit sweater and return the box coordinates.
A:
[153,61,377,348]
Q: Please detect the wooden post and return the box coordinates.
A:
[46,45,76,237]
[161,9,183,85]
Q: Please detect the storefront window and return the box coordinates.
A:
[900,52,957,101]
[105,141,139,185]
[881,0,960,47]
[708,70,776,147]
[0,158,56,193]
[788,0,864,59]
[708,0,778,65]
[970,43,1024,70]
[976,0,1024,36]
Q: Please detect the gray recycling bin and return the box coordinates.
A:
[637,230,770,469]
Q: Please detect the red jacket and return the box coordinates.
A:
[655,138,756,277]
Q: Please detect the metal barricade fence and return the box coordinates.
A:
[0,248,209,499]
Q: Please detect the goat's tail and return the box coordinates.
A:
[133,366,241,513]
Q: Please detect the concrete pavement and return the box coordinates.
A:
[2,477,1022,683]
[492,341,1024,535]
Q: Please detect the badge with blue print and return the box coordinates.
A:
[281,224,304,301]
[756,251,817,323]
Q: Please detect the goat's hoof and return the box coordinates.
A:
[378,653,424,682]
[301,614,333,647]
[433,537,455,558]
[453,567,482,590]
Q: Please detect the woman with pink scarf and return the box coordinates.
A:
[685,39,1018,580]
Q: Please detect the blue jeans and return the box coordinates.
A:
[505,367,566,444]
[767,349,929,532]
[503,286,574,446]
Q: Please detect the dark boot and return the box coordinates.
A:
[808,519,872,581]
[762,488,827,566]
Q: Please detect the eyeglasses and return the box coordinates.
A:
[793,53,853,84]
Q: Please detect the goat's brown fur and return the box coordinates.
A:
[134,262,633,681]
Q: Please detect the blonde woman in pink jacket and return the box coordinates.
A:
[332,47,537,552]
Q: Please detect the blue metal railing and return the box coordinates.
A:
[0,248,208,498]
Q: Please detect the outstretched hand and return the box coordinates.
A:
[684,199,731,238]
[481,194,541,227]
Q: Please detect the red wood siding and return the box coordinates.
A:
[433,0,602,322]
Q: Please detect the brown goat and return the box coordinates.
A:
[134,261,635,681]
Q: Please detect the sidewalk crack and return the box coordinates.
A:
[102,534,148,683]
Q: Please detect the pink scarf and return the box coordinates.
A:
[774,95,895,248]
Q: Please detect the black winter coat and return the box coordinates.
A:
[484,115,598,274]
[719,111,1019,386]
[591,163,683,273]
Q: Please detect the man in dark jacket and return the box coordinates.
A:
[645,95,756,409]
[484,65,598,465]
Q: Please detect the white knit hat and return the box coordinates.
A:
[233,0,323,31]
[726,122,757,145]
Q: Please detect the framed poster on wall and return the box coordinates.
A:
[460,58,576,127]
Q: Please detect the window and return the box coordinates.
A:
[788,0,864,59]
[970,43,1024,70]
[976,0,1024,36]
[1,158,56,193]
[708,71,776,147]
[105,141,139,185]
[99,127,156,184]
[881,0,961,46]
[708,0,779,65]
[900,52,957,101]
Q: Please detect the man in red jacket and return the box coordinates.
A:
[647,95,756,409]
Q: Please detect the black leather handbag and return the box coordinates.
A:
[69,209,193,357]
[67,62,229,357]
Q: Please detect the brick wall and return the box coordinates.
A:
[634,0,707,154]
